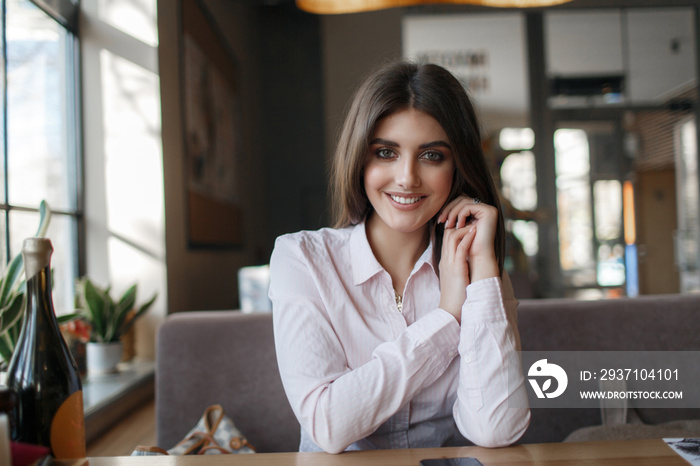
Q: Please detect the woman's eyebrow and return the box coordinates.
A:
[369,138,398,147]
[419,140,452,150]
[369,138,452,150]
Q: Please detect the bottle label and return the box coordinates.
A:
[50,390,86,458]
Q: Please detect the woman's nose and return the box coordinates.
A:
[395,157,420,188]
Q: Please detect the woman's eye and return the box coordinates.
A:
[421,151,443,162]
[376,148,395,159]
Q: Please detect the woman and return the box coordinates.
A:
[269,61,530,454]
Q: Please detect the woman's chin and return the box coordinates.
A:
[386,219,431,235]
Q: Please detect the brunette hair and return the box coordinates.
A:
[330,60,505,274]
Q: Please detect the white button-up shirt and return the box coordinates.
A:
[269,222,530,453]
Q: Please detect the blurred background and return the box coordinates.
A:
[1,0,698,360]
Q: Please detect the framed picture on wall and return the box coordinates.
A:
[180,0,243,248]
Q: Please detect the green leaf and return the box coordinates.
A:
[103,291,118,342]
[57,312,82,324]
[0,293,25,338]
[135,293,157,318]
[36,200,52,238]
[82,279,109,342]
[0,294,24,362]
[0,334,14,364]
[117,285,137,316]
[0,254,24,309]
[121,292,157,335]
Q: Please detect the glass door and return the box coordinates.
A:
[553,120,628,299]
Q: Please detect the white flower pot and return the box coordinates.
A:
[86,342,123,375]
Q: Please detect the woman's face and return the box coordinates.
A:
[363,108,455,235]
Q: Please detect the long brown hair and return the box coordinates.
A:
[330,60,505,275]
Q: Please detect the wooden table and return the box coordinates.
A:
[73,439,687,465]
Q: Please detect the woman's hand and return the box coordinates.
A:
[437,196,500,321]
[438,224,476,322]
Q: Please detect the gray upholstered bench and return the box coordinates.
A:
[156,293,700,450]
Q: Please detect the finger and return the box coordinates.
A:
[455,225,477,262]
[442,224,473,256]
[455,206,475,229]
[441,227,460,256]
[450,203,480,229]
[438,197,464,224]
[445,203,468,229]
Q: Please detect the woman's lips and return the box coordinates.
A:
[386,193,427,209]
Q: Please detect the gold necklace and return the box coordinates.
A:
[394,289,403,312]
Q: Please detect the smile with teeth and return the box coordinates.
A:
[389,194,425,205]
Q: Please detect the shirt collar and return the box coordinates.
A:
[349,221,436,286]
[350,222,384,285]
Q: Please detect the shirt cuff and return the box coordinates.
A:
[411,308,460,360]
[461,277,507,325]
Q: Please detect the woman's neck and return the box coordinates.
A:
[365,212,431,295]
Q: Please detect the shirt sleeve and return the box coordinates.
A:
[452,274,531,447]
[269,235,460,454]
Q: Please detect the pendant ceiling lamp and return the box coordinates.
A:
[296,0,574,14]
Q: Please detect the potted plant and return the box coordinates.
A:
[75,277,156,375]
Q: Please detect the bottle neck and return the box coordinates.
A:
[23,265,59,329]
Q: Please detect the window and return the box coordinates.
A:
[499,128,539,260]
[675,117,699,293]
[1,0,81,312]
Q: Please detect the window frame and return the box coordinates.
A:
[0,0,84,287]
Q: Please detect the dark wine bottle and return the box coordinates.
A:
[6,237,86,458]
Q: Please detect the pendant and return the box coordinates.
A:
[394,289,403,312]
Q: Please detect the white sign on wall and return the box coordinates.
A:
[403,13,528,120]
